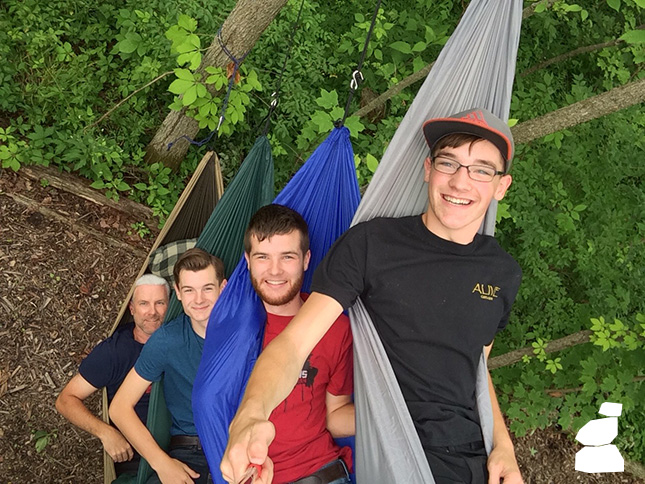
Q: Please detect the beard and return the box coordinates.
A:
[250,272,304,308]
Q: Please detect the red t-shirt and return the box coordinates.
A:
[264,294,353,483]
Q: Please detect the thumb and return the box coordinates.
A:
[248,421,275,465]
[488,466,501,484]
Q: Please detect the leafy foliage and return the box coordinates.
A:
[1,0,644,462]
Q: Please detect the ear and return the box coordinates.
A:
[494,174,513,201]
[244,252,250,269]
[220,279,228,290]
[423,157,432,183]
[173,283,181,301]
[128,300,135,315]
[303,249,311,272]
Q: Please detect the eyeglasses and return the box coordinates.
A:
[431,157,505,183]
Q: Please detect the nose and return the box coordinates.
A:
[268,258,281,275]
[448,164,471,190]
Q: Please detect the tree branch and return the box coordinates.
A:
[488,330,592,370]
[521,25,643,77]
[85,71,174,130]
[352,0,555,120]
[544,376,645,397]
[511,77,645,145]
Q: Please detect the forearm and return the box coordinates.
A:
[110,394,169,470]
[238,293,343,421]
[326,402,355,438]
[56,393,113,440]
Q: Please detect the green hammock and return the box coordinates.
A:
[134,135,274,484]
[104,151,224,484]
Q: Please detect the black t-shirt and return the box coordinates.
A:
[79,323,149,424]
[311,215,522,447]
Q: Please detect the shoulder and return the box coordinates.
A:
[477,235,522,277]
[87,324,137,357]
[145,315,186,347]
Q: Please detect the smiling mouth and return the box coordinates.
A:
[443,195,471,206]
[265,280,287,286]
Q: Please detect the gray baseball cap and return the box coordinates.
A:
[423,108,515,172]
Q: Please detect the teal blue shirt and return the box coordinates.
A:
[135,314,204,436]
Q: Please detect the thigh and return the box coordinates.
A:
[425,442,488,484]
[168,446,212,484]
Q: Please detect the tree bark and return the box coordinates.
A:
[19,164,154,225]
[511,77,645,144]
[488,330,592,370]
[145,0,289,170]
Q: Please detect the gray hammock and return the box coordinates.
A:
[349,1,523,482]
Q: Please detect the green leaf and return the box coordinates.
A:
[344,116,365,138]
[174,68,194,81]
[35,437,48,453]
[90,180,105,189]
[182,85,198,106]
[311,110,333,133]
[365,153,379,173]
[316,89,339,110]
[168,78,193,95]
[606,0,621,11]
[389,41,412,54]
[620,29,645,44]
[177,14,197,32]
[133,183,147,190]
[117,181,130,191]
[119,39,139,54]
[411,41,427,53]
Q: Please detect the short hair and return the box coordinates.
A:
[173,248,225,286]
[134,274,169,296]
[431,133,505,170]
[244,204,309,255]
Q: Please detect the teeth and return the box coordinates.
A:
[444,195,470,205]
[266,280,285,285]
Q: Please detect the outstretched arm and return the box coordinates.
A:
[484,343,524,484]
[56,374,133,463]
[110,369,199,484]
[221,292,344,484]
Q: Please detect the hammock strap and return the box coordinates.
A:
[261,0,307,136]
[167,28,251,152]
[336,0,382,128]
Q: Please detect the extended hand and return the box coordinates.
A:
[156,457,200,484]
[487,445,524,484]
[221,417,275,484]
[101,426,134,463]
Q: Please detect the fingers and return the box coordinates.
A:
[257,457,274,484]
[182,463,200,479]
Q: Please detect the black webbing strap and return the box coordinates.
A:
[336,0,383,128]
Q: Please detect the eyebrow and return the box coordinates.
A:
[252,250,300,257]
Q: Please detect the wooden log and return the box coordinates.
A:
[18,165,155,226]
[1,191,148,258]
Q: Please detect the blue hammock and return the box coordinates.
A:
[192,126,361,482]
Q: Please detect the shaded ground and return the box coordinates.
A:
[0,167,641,483]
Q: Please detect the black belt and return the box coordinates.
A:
[292,460,348,484]
[169,435,203,450]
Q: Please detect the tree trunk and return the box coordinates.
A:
[145,0,289,170]
[511,77,645,144]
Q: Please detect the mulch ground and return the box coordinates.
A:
[0,167,641,483]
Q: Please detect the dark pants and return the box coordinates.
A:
[145,445,212,484]
[425,440,488,484]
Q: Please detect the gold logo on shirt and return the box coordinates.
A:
[472,283,500,301]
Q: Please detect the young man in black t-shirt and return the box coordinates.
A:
[221,108,524,484]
